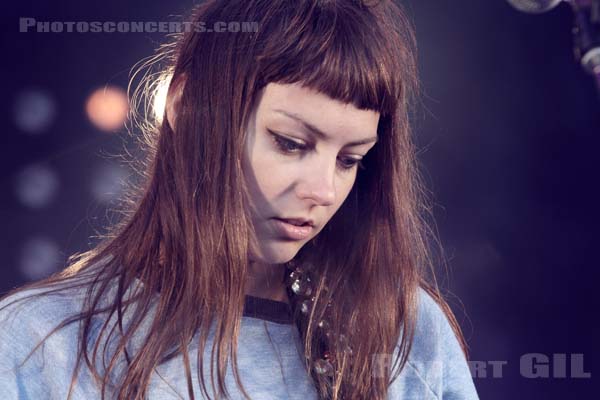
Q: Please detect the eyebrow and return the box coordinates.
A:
[272,109,378,146]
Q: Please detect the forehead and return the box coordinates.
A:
[257,82,380,141]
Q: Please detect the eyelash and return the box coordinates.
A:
[268,131,365,172]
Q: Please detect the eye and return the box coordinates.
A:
[268,130,366,173]
[268,130,307,153]
[338,158,365,172]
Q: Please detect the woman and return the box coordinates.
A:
[0,0,479,399]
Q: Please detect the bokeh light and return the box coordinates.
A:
[19,236,62,281]
[14,164,60,209]
[85,85,129,132]
[13,89,57,134]
[90,161,129,204]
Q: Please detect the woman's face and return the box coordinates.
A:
[243,82,379,264]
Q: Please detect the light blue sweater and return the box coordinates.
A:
[0,278,478,399]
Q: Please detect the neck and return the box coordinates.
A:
[244,261,289,304]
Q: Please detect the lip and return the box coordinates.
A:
[272,218,314,240]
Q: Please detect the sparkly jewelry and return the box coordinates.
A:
[284,261,354,380]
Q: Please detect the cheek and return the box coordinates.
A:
[246,150,288,207]
[329,179,355,215]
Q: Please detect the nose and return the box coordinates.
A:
[296,157,336,207]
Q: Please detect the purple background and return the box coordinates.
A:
[1,1,598,398]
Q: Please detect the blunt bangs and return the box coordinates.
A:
[254,1,406,116]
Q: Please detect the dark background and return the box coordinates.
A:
[1,1,598,398]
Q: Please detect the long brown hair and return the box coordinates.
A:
[1,1,468,399]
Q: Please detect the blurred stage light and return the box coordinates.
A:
[19,236,61,281]
[14,164,60,209]
[13,89,57,134]
[153,74,172,124]
[90,161,128,204]
[85,85,129,132]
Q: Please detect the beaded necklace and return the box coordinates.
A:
[283,261,354,383]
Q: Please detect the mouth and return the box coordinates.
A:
[272,218,314,240]
[275,216,315,227]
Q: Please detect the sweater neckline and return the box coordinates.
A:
[132,276,294,325]
[242,295,293,325]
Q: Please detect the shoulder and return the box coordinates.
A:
[412,287,461,351]
[387,287,479,400]
[0,280,102,371]
[0,283,88,357]
[0,283,90,397]
[0,283,87,329]
[410,287,467,366]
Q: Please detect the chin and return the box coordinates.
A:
[250,241,303,265]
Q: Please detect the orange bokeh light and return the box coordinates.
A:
[85,85,129,132]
